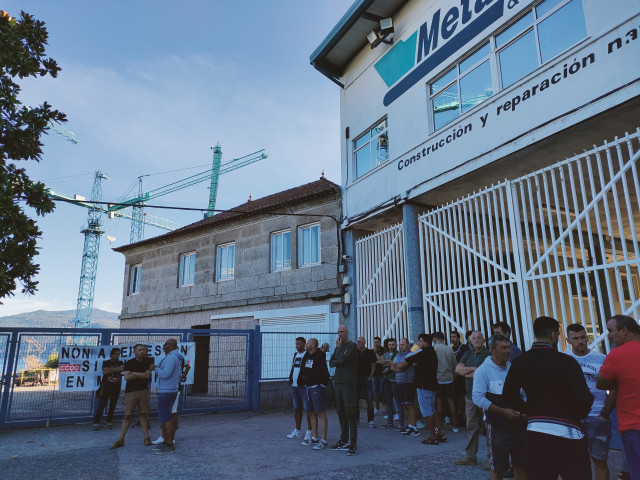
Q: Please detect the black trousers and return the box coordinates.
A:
[93,384,121,424]
[527,431,591,480]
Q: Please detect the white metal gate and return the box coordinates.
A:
[356,223,408,343]
[420,129,640,351]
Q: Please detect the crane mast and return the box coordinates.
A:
[206,144,223,217]
[72,171,107,328]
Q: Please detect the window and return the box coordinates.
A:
[354,118,389,178]
[271,230,291,272]
[178,252,196,286]
[129,264,142,294]
[428,0,586,130]
[497,0,586,88]
[298,224,320,267]
[217,243,235,280]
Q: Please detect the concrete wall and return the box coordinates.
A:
[118,195,343,328]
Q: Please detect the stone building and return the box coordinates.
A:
[114,177,344,405]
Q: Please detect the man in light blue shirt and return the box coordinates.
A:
[149,338,182,454]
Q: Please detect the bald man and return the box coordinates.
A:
[329,325,358,455]
[149,338,182,455]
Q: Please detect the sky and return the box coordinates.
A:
[1,0,348,317]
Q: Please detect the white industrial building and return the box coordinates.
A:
[311,0,640,351]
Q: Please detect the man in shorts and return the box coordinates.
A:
[301,337,330,450]
[566,323,616,480]
[149,338,182,455]
[287,337,312,441]
[390,338,420,437]
[110,344,154,448]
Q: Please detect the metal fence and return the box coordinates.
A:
[260,331,335,381]
[0,327,260,429]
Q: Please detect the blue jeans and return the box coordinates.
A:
[382,378,404,426]
[290,385,308,410]
[621,430,640,480]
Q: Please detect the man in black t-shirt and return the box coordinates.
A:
[110,344,154,449]
[403,334,440,445]
[93,348,124,430]
[356,337,377,428]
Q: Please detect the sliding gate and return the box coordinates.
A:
[419,129,640,350]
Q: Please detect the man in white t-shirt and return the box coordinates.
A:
[565,323,616,480]
[287,337,312,441]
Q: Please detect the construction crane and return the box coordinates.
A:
[109,145,267,243]
[47,176,181,328]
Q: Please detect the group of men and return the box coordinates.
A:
[92,339,189,455]
[286,316,640,480]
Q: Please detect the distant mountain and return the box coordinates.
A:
[0,309,120,329]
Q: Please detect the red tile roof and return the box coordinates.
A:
[113,177,341,252]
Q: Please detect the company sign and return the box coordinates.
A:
[375,0,522,106]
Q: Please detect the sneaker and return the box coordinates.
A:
[381,422,394,429]
[303,429,313,441]
[404,426,421,437]
[287,429,302,439]
[368,421,376,429]
[347,446,357,456]
[452,426,460,433]
[313,440,328,450]
[110,439,124,449]
[454,455,478,466]
[92,424,99,431]
[152,443,164,452]
[383,415,389,420]
[152,436,164,445]
[416,419,426,429]
[105,422,113,430]
[330,442,350,451]
[301,438,319,446]
[374,409,382,415]
[155,444,175,455]
[445,416,452,425]
[393,414,400,421]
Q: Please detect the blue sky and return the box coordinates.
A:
[2,1,347,317]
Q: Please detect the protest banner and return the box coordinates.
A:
[57,342,195,391]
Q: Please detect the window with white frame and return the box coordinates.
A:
[217,243,235,280]
[178,252,196,286]
[298,224,320,267]
[270,230,291,272]
[129,264,142,295]
[429,0,586,131]
[354,118,389,179]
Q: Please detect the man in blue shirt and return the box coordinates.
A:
[149,338,182,455]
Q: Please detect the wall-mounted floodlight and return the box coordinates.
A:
[368,18,394,49]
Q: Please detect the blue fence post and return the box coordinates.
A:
[0,331,19,428]
[250,326,261,411]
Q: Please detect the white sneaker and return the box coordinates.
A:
[303,429,313,441]
[445,416,452,425]
[313,439,328,450]
[151,436,164,445]
[383,415,389,420]
[368,421,376,429]
[287,428,302,439]
[393,414,400,421]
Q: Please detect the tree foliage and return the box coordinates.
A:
[0,10,65,300]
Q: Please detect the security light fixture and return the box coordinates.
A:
[367,17,394,49]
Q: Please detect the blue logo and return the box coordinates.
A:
[374,0,507,106]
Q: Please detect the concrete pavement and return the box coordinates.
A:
[0,409,625,480]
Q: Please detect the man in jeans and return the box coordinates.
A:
[454,330,491,466]
[149,338,182,455]
[378,338,403,429]
[329,325,358,456]
[287,337,312,441]
[301,337,330,450]
[93,347,124,430]
[356,336,376,428]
